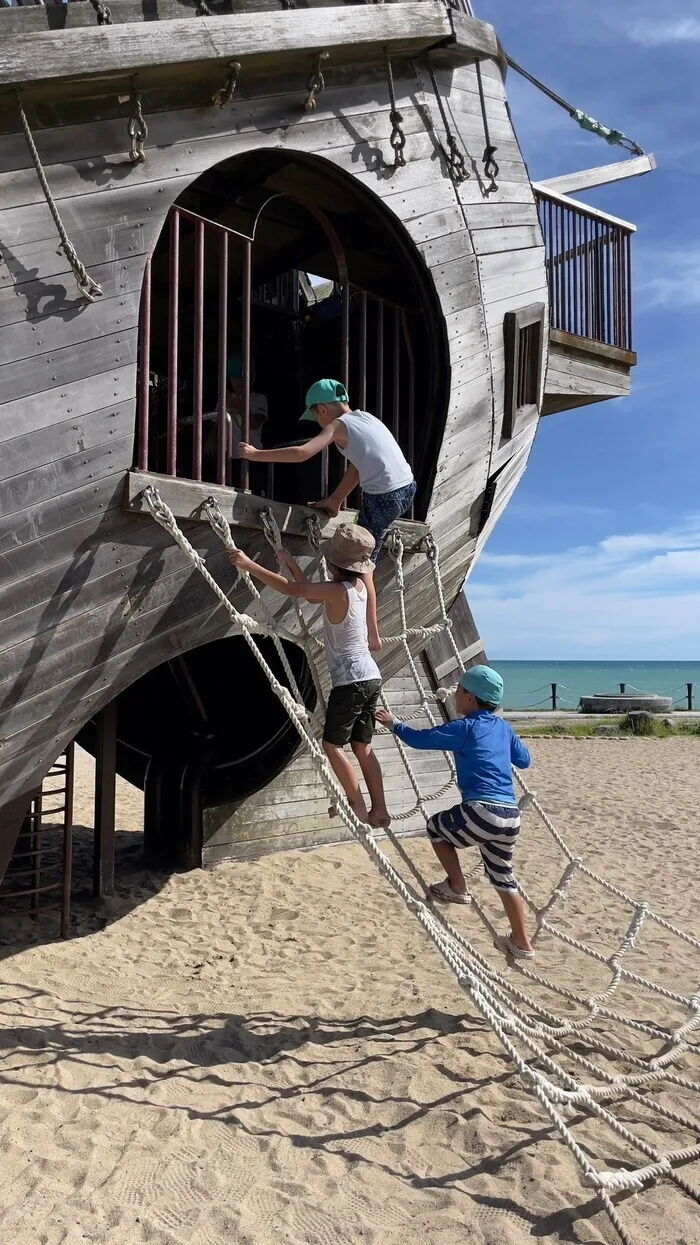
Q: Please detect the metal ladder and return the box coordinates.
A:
[0,744,75,938]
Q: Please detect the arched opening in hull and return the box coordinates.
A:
[77,635,315,871]
[135,147,450,518]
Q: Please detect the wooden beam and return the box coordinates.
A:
[549,327,637,367]
[93,699,117,898]
[531,182,637,233]
[124,470,431,552]
[432,638,485,682]
[0,4,495,90]
[536,154,656,196]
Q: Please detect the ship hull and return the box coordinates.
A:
[0,23,548,864]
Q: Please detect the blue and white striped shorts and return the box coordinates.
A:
[426,800,520,892]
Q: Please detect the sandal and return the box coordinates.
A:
[502,935,536,960]
[428,880,470,906]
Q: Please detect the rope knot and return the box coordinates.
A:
[384,48,407,167]
[304,51,329,112]
[211,61,241,109]
[127,77,148,164]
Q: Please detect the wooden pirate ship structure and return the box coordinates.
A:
[0,0,651,905]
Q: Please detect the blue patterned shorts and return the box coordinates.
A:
[358,481,416,563]
[427,800,520,892]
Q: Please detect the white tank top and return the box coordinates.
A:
[323,581,381,688]
[339,410,414,495]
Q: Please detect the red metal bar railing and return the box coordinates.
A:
[167,209,180,476]
[241,239,252,493]
[193,219,205,482]
[137,258,151,471]
[535,188,634,351]
[135,204,419,505]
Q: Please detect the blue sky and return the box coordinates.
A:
[467,1,700,659]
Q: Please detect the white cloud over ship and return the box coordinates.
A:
[468,517,700,659]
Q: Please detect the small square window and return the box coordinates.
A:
[503,303,546,439]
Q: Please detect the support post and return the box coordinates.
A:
[551,683,557,710]
[687,683,693,711]
[93,700,117,898]
[619,683,626,693]
[61,742,75,939]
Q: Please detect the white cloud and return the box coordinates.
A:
[469,515,700,658]
[630,18,700,46]
[636,246,700,309]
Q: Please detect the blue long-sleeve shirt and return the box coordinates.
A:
[393,710,530,806]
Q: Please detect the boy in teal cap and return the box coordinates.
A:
[237,379,415,652]
[376,664,535,958]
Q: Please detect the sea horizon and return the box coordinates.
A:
[488,660,700,711]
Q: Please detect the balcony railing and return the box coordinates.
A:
[534,186,634,352]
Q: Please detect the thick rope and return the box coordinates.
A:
[304,51,329,112]
[211,61,241,109]
[16,97,102,303]
[475,60,499,195]
[505,53,645,155]
[145,487,699,1245]
[384,47,407,167]
[426,58,469,184]
[127,76,148,165]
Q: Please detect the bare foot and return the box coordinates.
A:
[369,632,382,653]
[308,499,340,518]
[329,801,368,823]
[367,808,391,829]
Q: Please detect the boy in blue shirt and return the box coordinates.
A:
[376,665,534,958]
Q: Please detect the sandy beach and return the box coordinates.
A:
[1,739,698,1245]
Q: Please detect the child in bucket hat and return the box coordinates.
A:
[228,523,391,829]
[377,665,535,959]
[237,379,416,654]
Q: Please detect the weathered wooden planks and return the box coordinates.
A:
[0,32,557,841]
[0,5,464,88]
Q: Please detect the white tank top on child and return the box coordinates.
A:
[339,409,414,496]
[323,580,381,688]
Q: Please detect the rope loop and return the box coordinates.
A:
[89,0,112,24]
[260,507,283,553]
[304,50,329,112]
[16,96,103,304]
[127,76,148,165]
[426,58,469,184]
[304,513,323,551]
[211,61,241,108]
[384,48,407,167]
[475,60,499,195]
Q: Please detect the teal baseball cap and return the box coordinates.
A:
[459,664,504,706]
[301,378,349,421]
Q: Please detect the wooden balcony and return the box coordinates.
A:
[534,186,638,415]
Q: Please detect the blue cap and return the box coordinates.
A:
[459,664,504,706]
[301,378,349,421]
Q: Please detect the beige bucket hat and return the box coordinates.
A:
[322,523,376,574]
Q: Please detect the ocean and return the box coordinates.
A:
[491,661,700,711]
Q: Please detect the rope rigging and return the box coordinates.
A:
[211,61,242,109]
[16,96,102,304]
[127,76,148,165]
[425,59,469,184]
[384,48,407,168]
[142,484,699,1245]
[505,53,645,156]
[304,51,329,113]
[475,60,499,195]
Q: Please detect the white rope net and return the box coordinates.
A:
[143,484,699,1245]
